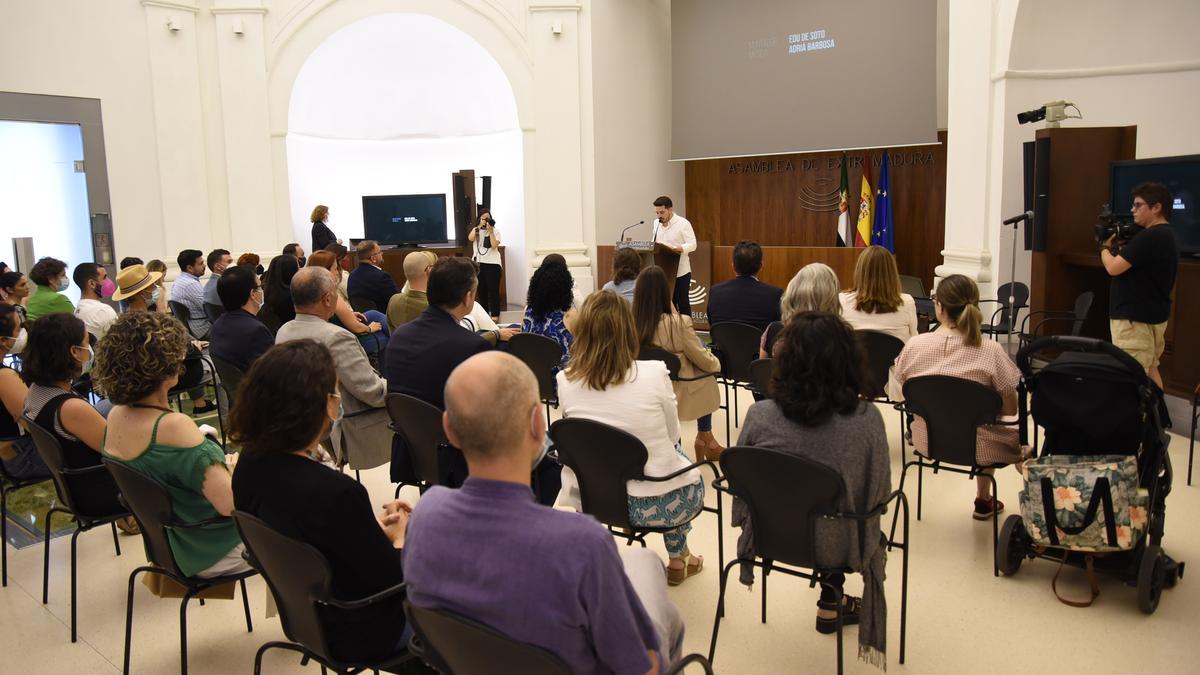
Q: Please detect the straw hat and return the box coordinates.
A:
[111,264,162,301]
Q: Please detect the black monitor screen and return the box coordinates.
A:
[1111,155,1200,253]
[362,194,448,245]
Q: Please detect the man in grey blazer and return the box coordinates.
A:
[276,266,391,470]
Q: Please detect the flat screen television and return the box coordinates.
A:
[362,194,448,245]
[1111,154,1200,254]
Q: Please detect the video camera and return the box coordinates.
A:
[1093,204,1141,246]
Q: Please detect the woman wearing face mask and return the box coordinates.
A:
[0,304,50,480]
[25,257,75,321]
[145,260,169,313]
[96,313,249,578]
[21,313,137,531]
[0,271,32,354]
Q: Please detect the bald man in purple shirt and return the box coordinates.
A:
[403,352,683,674]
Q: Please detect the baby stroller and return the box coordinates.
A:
[998,336,1184,613]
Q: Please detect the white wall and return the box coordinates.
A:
[590,0,684,247]
[997,0,1200,295]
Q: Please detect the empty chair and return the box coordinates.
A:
[709,321,763,444]
[507,333,565,419]
[234,512,414,675]
[22,416,127,642]
[979,281,1029,340]
[1018,290,1095,349]
[406,601,715,675]
[105,460,254,675]
[386,392,459,496]
[856,330,907,448]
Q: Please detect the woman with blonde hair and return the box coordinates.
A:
[760,262,841,357]
[557,290,705,585]
[839,245,918,342]
[889,274,1022,519]
[633,265,724,461]
[310,204,339,252]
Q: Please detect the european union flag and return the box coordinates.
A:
[872,151,894,253]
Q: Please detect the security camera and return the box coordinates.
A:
[1017,101,1082,128]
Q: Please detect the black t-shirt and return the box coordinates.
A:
[1109,224,1179,324]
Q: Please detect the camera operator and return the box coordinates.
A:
[1100,182,1179,388]
[468,208,503,321]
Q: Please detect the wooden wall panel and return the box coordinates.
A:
[684,131,947,287]
[712,246,860,290]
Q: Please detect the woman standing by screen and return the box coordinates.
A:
[311,205,339,253]
[469,209,503,320]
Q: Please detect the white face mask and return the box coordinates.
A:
[57,277,70,292]
[150,286,161,305]
[76,344,94,374]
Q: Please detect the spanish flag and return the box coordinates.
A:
[855,161,873,247]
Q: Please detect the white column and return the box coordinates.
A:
[211,1,279,253]
[140,0,213,258]
[526,3,594,294]
[938,0,1019,295]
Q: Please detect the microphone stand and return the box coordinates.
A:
[1003,218,1022,351]
[619,220,645,242]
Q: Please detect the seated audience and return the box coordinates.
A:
[230,340,411,664]
[119,256,144,270]
[323,243,351,296]
[633,265,723,461]
[386,251,437,330]
[146,259,169,312]
[889,274,1022,519]
[0,305,48,479]
[385,257,489,486]
[707,240,783,331]
[236,252,264,276]
[347,240,397,313]
[276,267,390,470]
[112,264,165,314]
[601,247,642,303]
[736,312,891,664]
[21,314,134,530]
[73,262,118,341]
[839,245,917,342]
[282,242,306,267]
[209,265,273,372]
[202,249,232,307]
[26,257,74,321]
[306,250,386,354]
[761,262,841,357]
[404,351,682,673]
[170,249,211,338]
[261,254,300,326]
[1,271,31,352]
[522,258,576,369]
[95,313,249,578]
[558,291,705,585]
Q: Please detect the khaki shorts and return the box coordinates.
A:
[1110,319,1167,370]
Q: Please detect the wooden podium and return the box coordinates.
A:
[616,240,680,279]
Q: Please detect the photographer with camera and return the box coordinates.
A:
[468,208,503,321]
[1100,182,1179,388]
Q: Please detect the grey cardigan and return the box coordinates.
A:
[734,399,892,668]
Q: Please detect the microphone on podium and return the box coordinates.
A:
[620,220,646,241]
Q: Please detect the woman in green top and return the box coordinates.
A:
[26,257,75,321]
[92,312,248,578]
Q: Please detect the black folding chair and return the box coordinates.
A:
[233,512,414,675]
[709,322,764,446]
[549,418,723,570]
[406,601,713,675]
[168,300,209,340]
[0,441,53,586]
[210,355,245,411]
[856,330,907,448]
[168,350,224,446]
[708,446,908,675]
[1017,290,1095,350]
[348,296,377,313]
[386,393,454,498]
[639,345,721,387]
[104,460,254,675]
[980,282,1029,341]
[508,333,565,422]
[202,302,225,323]
[888,375,1015,576]
[22,416,127,642]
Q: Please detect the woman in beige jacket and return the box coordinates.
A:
[633,265,723,461]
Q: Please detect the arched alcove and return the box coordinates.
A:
[284,12,525,290]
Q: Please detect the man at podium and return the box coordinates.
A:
[651,195,697,315]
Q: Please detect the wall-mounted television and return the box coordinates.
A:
[1111,154,1200,254]
[362,193,448,245]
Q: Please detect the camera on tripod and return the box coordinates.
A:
[1093,204,1141,245]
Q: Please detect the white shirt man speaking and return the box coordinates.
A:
[650,195,697,316]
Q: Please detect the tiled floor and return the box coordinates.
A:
[2,393,1198,674]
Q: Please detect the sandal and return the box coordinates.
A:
[666,553,704,586]
[815,595,861,634]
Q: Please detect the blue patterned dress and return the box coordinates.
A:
[522,308,573,370]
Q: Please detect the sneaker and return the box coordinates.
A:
[973,497,1005,521]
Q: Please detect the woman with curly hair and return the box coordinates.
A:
[735,311,891,664]
[522,258,577,369]
[95,312,249,578]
